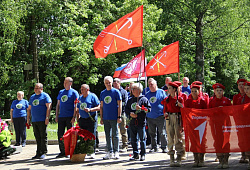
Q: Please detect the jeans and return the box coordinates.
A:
[58,117,73,154]
[130,124,146,156]
[32,121,47,155]
[103,119,119,153]
[118,114,128,148]
[147,116,167,149]
[13,117,26,145]
[79,116,97,151]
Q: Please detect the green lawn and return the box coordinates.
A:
[10,118,104,140]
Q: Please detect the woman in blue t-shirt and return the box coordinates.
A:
[10,91,29,147]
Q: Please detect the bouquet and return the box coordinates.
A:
[126,105,148,127]
[0,118,15,159]
[61,125,95,159]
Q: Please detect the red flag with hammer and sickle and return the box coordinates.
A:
[94,5,143,58]
[145,41,179,77]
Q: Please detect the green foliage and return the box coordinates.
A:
[0,0,249,116]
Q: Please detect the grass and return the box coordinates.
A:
[10,117,104,141]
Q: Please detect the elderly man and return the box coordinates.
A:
[146,78,168,153]
[100,76,122,160]
[75,84,100,159]
[55,77,79,158]
[113,78,128,152]
[27,83,52,159]
[161,77,172,91]
[181,77,191,95]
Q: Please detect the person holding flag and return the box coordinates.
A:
[233,78,248,163]
[184,84,207,167]
[209,83,232,169]
[161,82,184,167]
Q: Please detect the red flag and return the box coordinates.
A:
[114,49,145,79]
[94,5,143,58]
[145,41,179,76]
[181,103,250,153]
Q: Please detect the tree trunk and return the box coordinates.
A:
[31,15,39,82]
[195,14,204,83]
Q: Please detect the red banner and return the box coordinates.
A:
[145,41,179,76]
[94,5,143,58]
[181,103,250,153]
[114,49,145,79]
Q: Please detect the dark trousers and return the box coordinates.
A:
[58,117,73,154]
[13,117,26,145]
[32,121,47,155]
[130,124,146,156]
[79,116,97,151]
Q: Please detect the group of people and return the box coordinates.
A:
[10,76,250,169]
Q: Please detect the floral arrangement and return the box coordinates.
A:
[61,125,95,158]
[126,105,148,127]
[0,118,15,159]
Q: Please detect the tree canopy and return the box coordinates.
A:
[0,0,249,117]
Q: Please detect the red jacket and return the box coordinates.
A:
[185,96,207,109]
[233,93,244,105]
[209,96,232,108]
[237,95,250,104]
[161,95,184,113]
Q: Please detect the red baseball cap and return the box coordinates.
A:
[192,81,202,85]
[191,84,201,90]
[173,81,182,86]
[212,83,225,90]
[237,79,247,84]
[244,81,250,86]
[168,82,179,88]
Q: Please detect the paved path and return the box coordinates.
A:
[1,132,249,170]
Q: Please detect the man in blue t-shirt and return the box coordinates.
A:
[113,78,128,152]
[146,78,168,153]
[100,76,122,160]
[55,77,79,158]
[75,84,100,159]
[181,77,191,95]
[27,83,52,159]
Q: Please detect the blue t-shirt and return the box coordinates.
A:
[29,92,52,122]
[11,99,29,118]
[145,89,167,118]
[117,87,128,114]
[77,92,100,118]
[182,85,191,95]
[100,88,122,120]
[57,88,79,117]
[142,87,150,95]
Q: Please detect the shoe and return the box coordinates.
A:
[32,154,40,159]
[56,153,66,158]
[239,156,249,163]
[89,153,95,159]
[162,148,168,153]
[140,155,145,161]
[103,152,113,160]
[149,148,158,153]
[39,154,46,159]
[120,147,127,153]
[95,148,99,152]
[129,154,139,161]
[14,143,20,146]
[114,152,119,159]
[22,143,26,147]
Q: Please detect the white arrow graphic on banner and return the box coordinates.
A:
[194,121,207,144]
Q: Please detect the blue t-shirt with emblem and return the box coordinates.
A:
[11,99,29,118]
[145,89,167,118]
[100,88,122,120]
[29,92,52,122]
[57,88,79,118]
[77,92,100,119]
[182,85,191,95]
